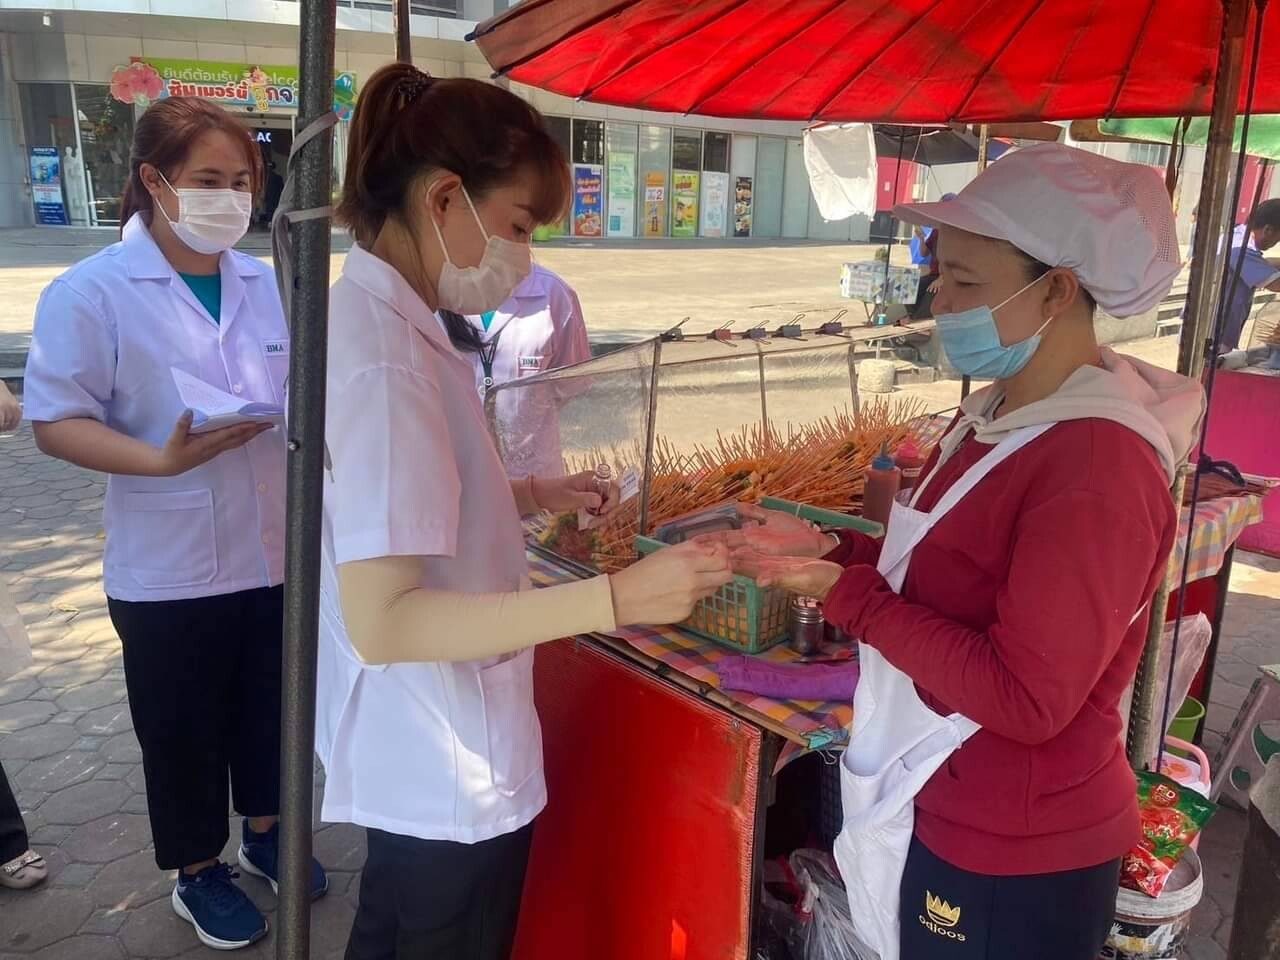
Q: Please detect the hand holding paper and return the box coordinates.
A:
[171,367,284,434]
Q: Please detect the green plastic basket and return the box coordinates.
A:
[634,499,881,654]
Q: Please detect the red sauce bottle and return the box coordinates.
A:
[862,442,901,529]
[894,439,926,492]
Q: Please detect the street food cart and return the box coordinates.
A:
[268,2,1280,958]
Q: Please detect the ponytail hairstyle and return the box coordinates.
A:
[120,97,263,235]
[336,63,572,352]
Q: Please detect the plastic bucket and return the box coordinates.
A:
[1167,697,1205,742]
[1100,849,1203,959]
[1165,697,1206,757]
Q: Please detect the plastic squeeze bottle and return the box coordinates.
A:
[894,438,926,492]
[862,442,902,529]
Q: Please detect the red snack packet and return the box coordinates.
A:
[1121,771,1217,898]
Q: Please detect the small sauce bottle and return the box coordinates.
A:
[862,442,902,529]
[589,463,612,515]
[894,439,925,492]
[789,596,825,656]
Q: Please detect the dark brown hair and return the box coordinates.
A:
[336,64,571,246]
[120,97,264,234]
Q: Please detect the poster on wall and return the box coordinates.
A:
[734,176,754,238]
[643,172,667,238]
[29,148,69,226]
[572,164,604,237]
[672,171,700,238]
[110,58,357,117]
[701,172,729,238]
[606,153,636,237]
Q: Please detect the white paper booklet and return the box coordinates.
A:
[171,367,284,435]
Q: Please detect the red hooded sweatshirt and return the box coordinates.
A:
[823,350,1204,876]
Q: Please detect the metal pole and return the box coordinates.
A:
[976,124,990,171]
[277,0,336,956]
[393,0,412,63]
[1177,0,1250,380]
[1126,0,1250,770]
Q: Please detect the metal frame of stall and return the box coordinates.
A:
[272,1,1267,956]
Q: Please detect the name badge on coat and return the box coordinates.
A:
[262,339,290,404]
[517,356,544,376]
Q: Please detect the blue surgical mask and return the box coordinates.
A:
[935,275,1052,380]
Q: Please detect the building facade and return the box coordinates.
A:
[0,0,874,241]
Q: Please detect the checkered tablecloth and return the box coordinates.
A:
[1179,492,1267,582]
[527,550,853,752]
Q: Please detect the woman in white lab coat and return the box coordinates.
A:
[319,64,732,960]
[471,263,592,480]
[24,96,325,953]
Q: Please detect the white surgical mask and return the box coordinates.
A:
[431,184,531,314]
[157,172,252,255]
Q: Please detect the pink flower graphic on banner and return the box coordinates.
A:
[110,61,165,107]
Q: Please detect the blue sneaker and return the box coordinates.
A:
[171,862,267,951]
[237,820,329,899]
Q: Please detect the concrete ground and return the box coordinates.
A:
[0,227,891,354]
[0,230,1273,958]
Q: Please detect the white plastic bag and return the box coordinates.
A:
[790,849,878,960]
[0,579,32,683]
[1117,613,1212,756]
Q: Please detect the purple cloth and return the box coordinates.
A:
[715,656,859,702]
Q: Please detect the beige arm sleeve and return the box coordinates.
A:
[509,475,541,516]
[337,555,617,665]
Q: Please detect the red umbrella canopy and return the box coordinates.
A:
[470,0,1276,124]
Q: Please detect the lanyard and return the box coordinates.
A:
[478,326,503,395]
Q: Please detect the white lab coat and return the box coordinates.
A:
[315,245,544,844]
[23,214,287,603]
[469,265,592,479]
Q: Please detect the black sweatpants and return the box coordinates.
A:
[346,824,535,960]
[108,585,283,871]
[0,761,29,864]
[899,835,1120,959]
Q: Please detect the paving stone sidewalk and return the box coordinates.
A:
[0,420,1277,959]
[0,425,361,959]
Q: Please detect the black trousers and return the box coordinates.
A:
[346,824,535,960]
[108,585,283,870]
[899,835,1120,959]
[0,761,28,864]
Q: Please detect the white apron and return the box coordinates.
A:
[833,424,1052,960]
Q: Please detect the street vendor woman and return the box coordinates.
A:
[723,144,1205,959]
[317,63,732,960]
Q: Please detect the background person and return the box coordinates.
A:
[318,64,731,960]
[23,96,326,952]
[469,263,592,479]
[1218,198,1280,354]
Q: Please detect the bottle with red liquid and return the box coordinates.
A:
[894,438,926,492]
[861,442,901,529]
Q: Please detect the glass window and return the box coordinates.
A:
[672,128,701,171]
[73,84,136,227]
[703,132,730,173]
[605,122,638,238]
[1129,142,1171,168]
[20,83,77,225]
[545,115,572,166]
[572,118,604,166]
[753,137,786,239]
[638,125,671,238]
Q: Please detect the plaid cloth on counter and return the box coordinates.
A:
[527,550,853,752]
[1178,491,1268,582]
